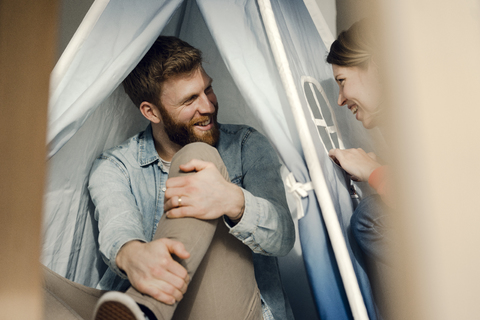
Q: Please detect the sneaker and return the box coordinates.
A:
[93,291,145,320]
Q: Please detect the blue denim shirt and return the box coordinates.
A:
[88,123,295,320]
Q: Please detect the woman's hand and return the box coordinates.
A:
[329,148,382,182]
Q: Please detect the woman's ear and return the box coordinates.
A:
[139,101,161,124]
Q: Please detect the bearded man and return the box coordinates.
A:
[87,36,295,320]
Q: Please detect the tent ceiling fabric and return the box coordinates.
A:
[45,0,380,319]
[47,0,184,158]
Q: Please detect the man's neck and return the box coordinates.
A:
[151,123,182,162]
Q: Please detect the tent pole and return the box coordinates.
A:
[257,0,369,319]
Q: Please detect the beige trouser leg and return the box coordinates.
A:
[43,142,261,320]
[43,265,106,320]
[127,142,262,320]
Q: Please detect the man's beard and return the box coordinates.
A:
[158,104,220,147]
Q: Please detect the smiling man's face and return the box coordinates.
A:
[158,67,219,147]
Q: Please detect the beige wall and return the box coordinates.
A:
[335,0,377,34]
[0,0,59,319]
[379,1,480,319]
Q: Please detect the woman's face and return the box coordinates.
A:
[332,64,382,129]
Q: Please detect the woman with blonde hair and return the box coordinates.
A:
[327,18,393,317]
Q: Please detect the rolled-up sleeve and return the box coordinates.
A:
[227,130,295,257]
[88,155,147,278]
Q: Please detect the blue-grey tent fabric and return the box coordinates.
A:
[45,0,184,282]
[44,0,379,319]
[196,1,378,318]
[263,0,378,318]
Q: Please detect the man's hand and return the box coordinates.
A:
[116,239,190,305]
[164,159,244,221]
[329,148,382,182]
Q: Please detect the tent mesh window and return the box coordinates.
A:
[302,77,340,153]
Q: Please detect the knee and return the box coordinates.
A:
[175,142,217,158]
[171,142,229,180]
[180,142,216,154]
[172,142,220,165]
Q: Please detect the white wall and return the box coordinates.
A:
[315,0,337,36]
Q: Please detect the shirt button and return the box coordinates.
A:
[162,187,166,192]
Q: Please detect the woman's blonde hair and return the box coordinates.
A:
[327,19,385,122]
[326,19,378,69]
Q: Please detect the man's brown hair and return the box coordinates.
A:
[123,36,203,108]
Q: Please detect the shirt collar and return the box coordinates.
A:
[137,124,160,167]
[138,123,225,168]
